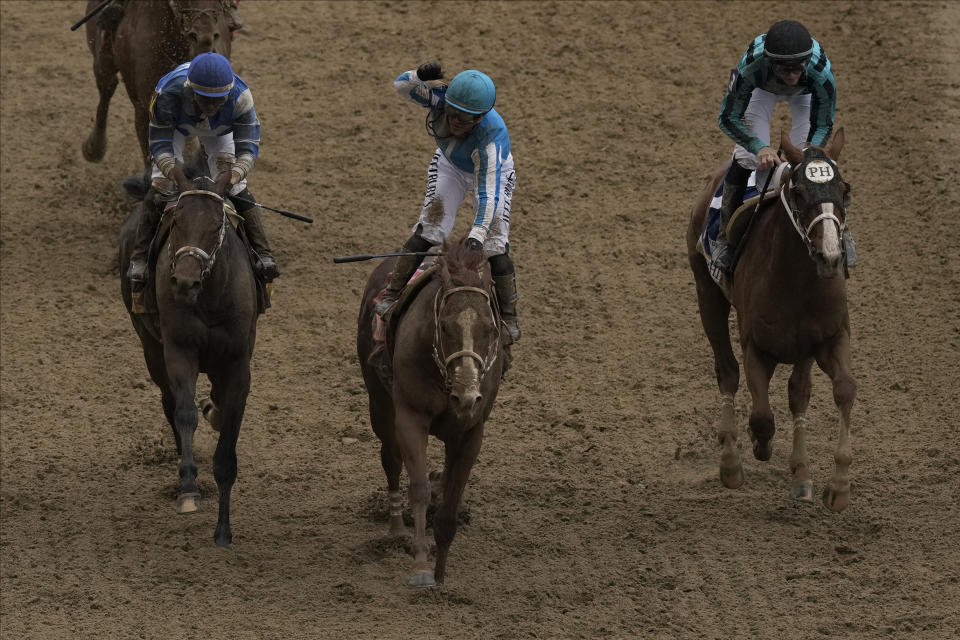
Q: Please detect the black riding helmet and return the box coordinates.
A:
[764,20,813,64]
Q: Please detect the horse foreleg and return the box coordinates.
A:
[165,349,201,514]
[83,44,118,162]
[743,343,777,461]
[433,426,483,584]
[394,405,433,587]
[816,332,857,512]
[787,359,815,502]
[208,366,250,548]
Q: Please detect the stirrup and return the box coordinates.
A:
[502,319,521,345]
[127,259,148,285]
[375,294,398,318]
[257,255,280,281]
[710,240,733,273]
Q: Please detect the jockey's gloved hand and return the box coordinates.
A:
[466,238,483,253]
[416,61,443,81]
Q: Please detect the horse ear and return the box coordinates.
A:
[825,127,845,161]
[780,130,803,164]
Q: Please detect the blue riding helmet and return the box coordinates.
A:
[186,52,235,97]
[444,70,496,115]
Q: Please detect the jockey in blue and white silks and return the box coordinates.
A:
[127,52,278,288]
[374,63,521,344]
[711,20,851,275]
[148,61,260,197]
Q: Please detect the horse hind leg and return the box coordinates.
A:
[83,47,119,162]
[199,395,222,432]
[787,360,815,502]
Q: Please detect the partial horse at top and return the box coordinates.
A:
[82,0,238,196]
[687,128,857,512]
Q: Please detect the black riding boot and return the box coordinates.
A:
[227,0,244,31]
[95,0,129,31]
[231,190,279,281]
[490,252,521,344]
[374,234,433,317]
[712,160,751,274]
[126,188,164,289]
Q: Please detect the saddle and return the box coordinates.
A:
[132,200,272,316]
[697,162,791,294]
[367,264,439,390]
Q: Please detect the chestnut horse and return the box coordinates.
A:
[83,0,232,186]
[686,128,856,511]
[357,238,505,587]
[119,173,258,547]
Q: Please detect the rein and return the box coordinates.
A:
[431,284,500,390]
[168,189,227,284]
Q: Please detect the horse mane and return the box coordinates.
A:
[438,237,486,289]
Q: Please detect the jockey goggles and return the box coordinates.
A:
[445,104,483,124]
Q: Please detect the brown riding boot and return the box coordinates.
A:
[493,272,522,344]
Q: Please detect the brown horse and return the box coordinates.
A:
[83,0,232,181]
[119,172,258,547]
[357,238,505,587]
[686,128,856,511]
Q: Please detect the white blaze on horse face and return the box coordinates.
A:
[818,203,842,260]
[452,308,481,385]
[805,161,835,183]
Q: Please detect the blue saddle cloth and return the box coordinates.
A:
[700,167,762,261]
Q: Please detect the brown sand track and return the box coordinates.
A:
[2,2,958,638]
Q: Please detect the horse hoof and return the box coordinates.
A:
[822,485,850,512]
[752,440,773,461]
[720,463,744,489]
[177,492,201,514]
[82,138,105,162]
[408,570,436,588]
[791,481,814,503]
[198,396,221,432]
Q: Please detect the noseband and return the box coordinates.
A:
[431,285,500,390]
[780,166,846,259]
[168,189,227,284]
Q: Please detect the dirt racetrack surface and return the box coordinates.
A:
[2,1,959,638]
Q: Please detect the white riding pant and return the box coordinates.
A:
[412,149,516,257]
[732,88,811,185]
[151,130,246,196]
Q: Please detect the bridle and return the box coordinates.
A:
[779,158,848,259]
[168,189,227,285]
[431,284,501,391]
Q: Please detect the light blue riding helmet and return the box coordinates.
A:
[444,70,496,115]
[186,52,235,97]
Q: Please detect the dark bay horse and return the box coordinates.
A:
[119,172,258,547]
[83,0,232,183]
[357,238,505,587]
[686,128,856,511]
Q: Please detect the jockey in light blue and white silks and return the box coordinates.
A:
[394,70,516,255]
